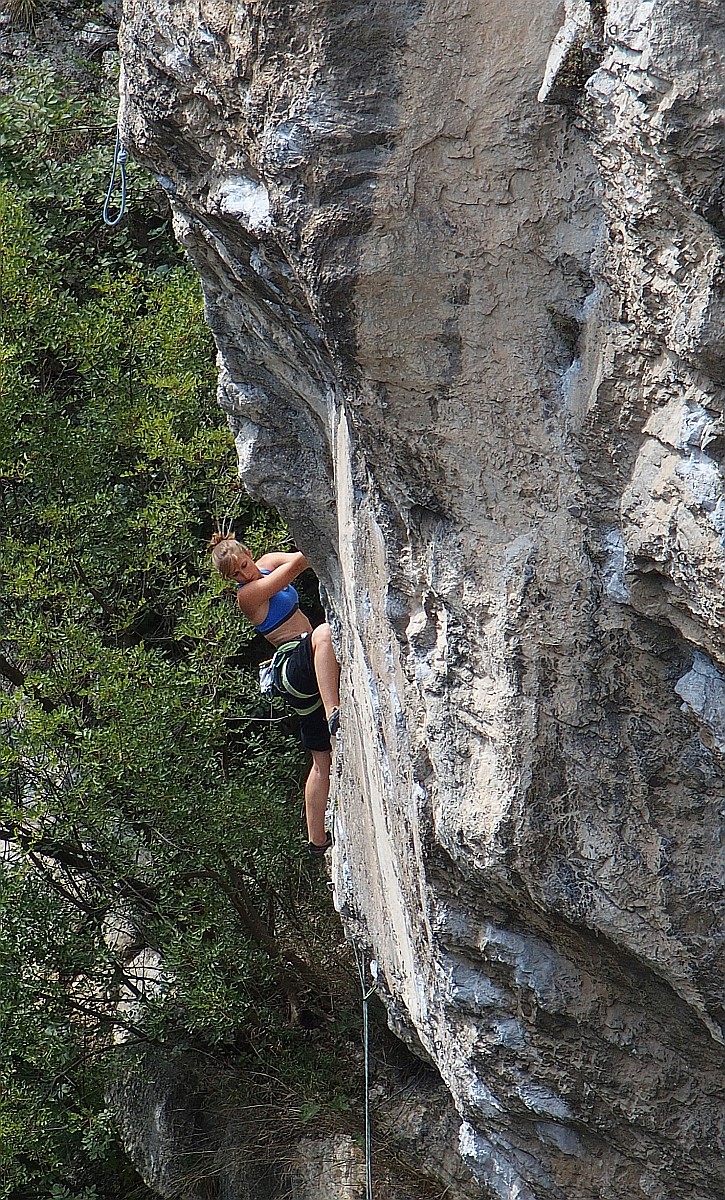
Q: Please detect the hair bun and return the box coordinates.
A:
[209,531,237,548]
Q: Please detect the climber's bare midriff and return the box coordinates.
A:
[265,609,313,649]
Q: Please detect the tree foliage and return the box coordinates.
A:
[0,65,338,1200]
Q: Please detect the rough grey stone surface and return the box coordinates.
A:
[107,1045,475,1200]
[119,1,725,1196]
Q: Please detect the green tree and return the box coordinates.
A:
[0,66,340,1200]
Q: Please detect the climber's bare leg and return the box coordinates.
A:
[311,623,340,720]
[305,749,331,845]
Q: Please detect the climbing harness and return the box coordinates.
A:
[268,637,323,716]
[103,128,128,227]
[353,944,376,1200]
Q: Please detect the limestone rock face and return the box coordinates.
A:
[119,1,725,1197]
[107,1046,475,1200]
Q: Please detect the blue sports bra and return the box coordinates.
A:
[238,568,300,635]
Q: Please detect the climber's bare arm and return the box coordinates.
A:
[236,552,307,617]
[257,551,309,573]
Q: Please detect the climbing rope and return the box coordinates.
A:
[103,128,128,227]
[235,712,288,724]
[353,944,376,1200]
[233,693,288,724]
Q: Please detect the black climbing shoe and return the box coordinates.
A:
[307,831,333,858]
[327,707,340,737]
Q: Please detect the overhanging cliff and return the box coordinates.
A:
[119,1,724,1196]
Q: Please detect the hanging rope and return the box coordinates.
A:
[353,943,376,1200]
[234,712,288,724]
[103,128,128,227]
[232,692,288,724]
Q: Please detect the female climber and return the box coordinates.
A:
[210,532,340,856]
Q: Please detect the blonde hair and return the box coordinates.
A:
[209,532,252,578]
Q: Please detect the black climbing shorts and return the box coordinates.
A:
[271,634,331,753]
